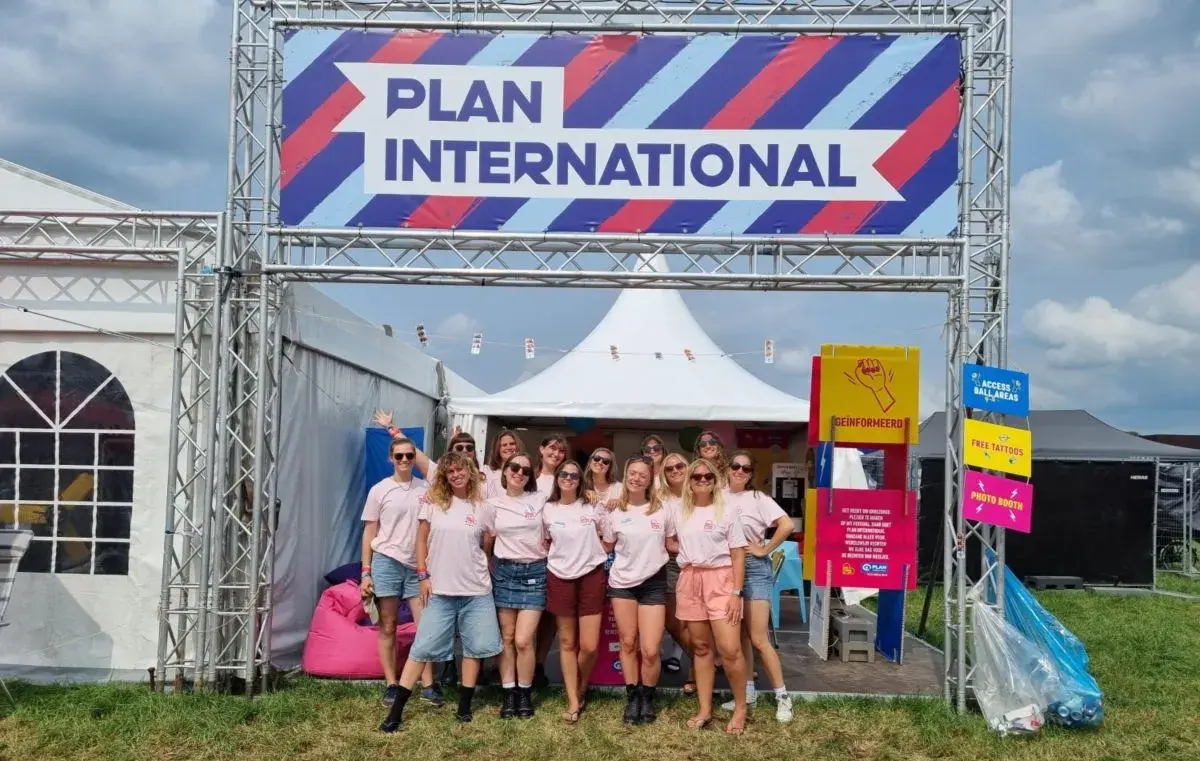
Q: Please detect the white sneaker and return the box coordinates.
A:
[775,693,794,723]
[722,687,757,711]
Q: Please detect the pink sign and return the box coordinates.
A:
[814,488,918,591]
[961,469,1034,533]
[589,601,628,686]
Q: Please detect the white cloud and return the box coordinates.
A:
[1011,161,1116,256]
[435,313,483,341]
[1155,156,1200,209]
[1023,0,1162,57]
[775,348,811,373]
[1130,263,1200,328]
[1059,50,1200,141]
[1023,296,1197,367]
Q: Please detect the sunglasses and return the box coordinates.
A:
[592,455,612,465]
[690,472,716,483]
[392,452,416,462]
[642,444,663,454]
[453,443,475,453]
[697,438,720,448]
[507,463,534,478]
[557,471,581,481]
[729,462,753,473]
[664,462,686,473]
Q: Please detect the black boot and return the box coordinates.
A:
[639,684,657,724]
[456,685,475,723]
[379,685,413,733]
[499,687,518,720]
[516,686,535,719]
[622,684,641,725]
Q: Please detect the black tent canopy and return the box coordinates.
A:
[913,410,1200,585]
[914,410,1200,461]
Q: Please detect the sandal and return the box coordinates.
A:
[563,708,581,724]
[687,715,712,730]
[682,682,697,695]
[725,716,746,736]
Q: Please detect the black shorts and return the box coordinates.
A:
[608,565,668,606]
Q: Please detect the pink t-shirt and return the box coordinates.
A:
[418,496,491,596]
[543,500,608,580]
[484,492,549,562]
[536,472,555,495]
[361,476,428,567]
[725,489,788,545]
[671,501,748,569]
[603,502,675,588]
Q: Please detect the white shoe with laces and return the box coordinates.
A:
[721,686,757,711]
[775,693,794,723]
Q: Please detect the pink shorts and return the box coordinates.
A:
[674,565,736,622]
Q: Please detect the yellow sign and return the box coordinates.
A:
[818,345,920,445]
[803,487,817,580]
[963,419,1032,477]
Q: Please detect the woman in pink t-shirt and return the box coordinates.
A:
[482,429,522,496]
[380,452,501,733]
[482,453,549,720]
[534,434,568,494]
[359,437,441,708]
[582,447,621,506]
[721,450,795,724]
[656,452,694,692]
[542,460,607,723]
[670,458,749,735]
[602,456,673,725]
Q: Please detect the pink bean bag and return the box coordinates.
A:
[302,580,417,679]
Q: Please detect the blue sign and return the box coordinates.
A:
[963,364,1029,417]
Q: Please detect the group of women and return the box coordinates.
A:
[361,418,796,735]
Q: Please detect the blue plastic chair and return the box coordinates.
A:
[770,541,807,635]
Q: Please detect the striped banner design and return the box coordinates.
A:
[280,31,961,236]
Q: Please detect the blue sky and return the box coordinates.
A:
[2,0,1198,433]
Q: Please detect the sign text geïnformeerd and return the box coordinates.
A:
[334,63,905,202]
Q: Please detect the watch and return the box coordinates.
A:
[417,570,430,581]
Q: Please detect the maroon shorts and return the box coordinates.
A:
[546,564,607,618]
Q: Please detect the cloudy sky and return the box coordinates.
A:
[2,0,1199,433]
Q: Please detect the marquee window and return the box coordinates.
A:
[0,350,135,575]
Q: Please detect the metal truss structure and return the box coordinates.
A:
[2,0,1011,710]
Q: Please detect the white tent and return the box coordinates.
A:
[450,286,811,426]
[0,158,479,681]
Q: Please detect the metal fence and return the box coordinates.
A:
[1155,462,1199,583]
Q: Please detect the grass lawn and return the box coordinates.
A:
[1,591,1197,761]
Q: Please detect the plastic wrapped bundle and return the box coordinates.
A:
[970,593,1061,736]
[985,549,1105,729]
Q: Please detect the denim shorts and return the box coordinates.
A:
[608,565,668,606]
[492,558,547,611]
[408,594,504,662]
[371,552,421,600]
[743,554,775,601]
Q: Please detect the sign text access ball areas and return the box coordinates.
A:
[278,31,962,235]
[818,345,920,446]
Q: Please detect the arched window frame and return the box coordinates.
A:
[0,350,136,575]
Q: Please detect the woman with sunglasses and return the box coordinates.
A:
[670,459,750,735]
[372,410,483,488]
[656,452,695,693]
[379,452,501,732]
[602,455,672,725]
[542,460,607,723]
[641,435,667,474]
[535,434,569,494]
[582,447,621,506]
[721,450,794,723]
[483,453,548,719]
[692,430,729,482]
[360,437,445,709]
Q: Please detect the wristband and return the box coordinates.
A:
[417,571,430,581]
[361,565,371,572]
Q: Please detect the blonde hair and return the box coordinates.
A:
[427,451,484,509]
[618,455,662,515]
[656,452,689,501]
[680,458,724,523]
[693,429,729,479]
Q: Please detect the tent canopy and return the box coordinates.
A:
[450,287,810,424]
[915,410,1200,461]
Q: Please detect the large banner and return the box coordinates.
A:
[280,31,961,235]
